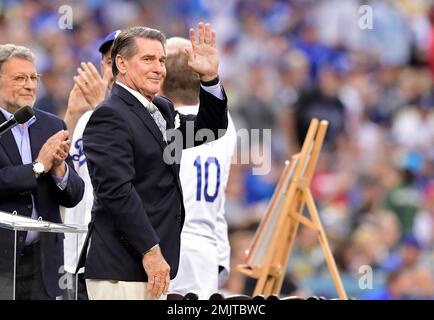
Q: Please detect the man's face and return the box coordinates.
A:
[117,37,166,99]
[101,49,114,87]
[0,57,38,112]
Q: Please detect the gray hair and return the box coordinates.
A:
[166,37,191,55]
[111,26,166,77]
[0,44,35,74]
[162,51,199,106]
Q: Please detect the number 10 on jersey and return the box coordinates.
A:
[194,156,221,202]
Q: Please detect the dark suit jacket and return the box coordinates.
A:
[0,108,85,298]
[82,83,228,282]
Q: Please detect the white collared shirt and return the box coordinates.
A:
[116,80,224,104]
[116,81,152,109]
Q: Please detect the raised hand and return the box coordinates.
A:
[185,22,219,82]
[74,62,108,108]
[64,84,92,136]
[67,84,91,115]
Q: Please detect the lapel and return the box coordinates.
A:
[0,111,23,165]
[152,96,182,187]
[28,110,48,161]
[153,96,174,130]
[112,84,168,151]
[111,84,182,186]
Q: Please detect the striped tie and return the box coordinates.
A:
[147,102,167,141]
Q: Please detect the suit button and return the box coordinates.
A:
[18,236,24,243]
[27,204,32,209]
[176,213,182,220]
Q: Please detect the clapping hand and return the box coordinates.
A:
[36,130,70,177]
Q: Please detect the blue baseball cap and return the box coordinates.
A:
[98,30,121,54]
[402,234,422,250]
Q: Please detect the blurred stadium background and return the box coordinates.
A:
[1,0,434,299]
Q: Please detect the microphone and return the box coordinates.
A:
[0,106,35,137]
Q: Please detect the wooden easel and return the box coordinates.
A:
[237,119,348,299]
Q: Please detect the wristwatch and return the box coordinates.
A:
[32,162,45,178]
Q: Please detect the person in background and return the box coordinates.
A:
[161,37,237,299]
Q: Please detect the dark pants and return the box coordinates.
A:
[15,241,52,300]
[76,273,89,300]
[63,272,89,300]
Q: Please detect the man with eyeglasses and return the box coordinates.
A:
[9,73,41,85]
[0,44,84,300]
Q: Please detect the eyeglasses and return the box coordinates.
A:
[1,73,42,86]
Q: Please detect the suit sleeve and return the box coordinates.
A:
[48,156,84,208]
[83,106,159,254]
[177,86,228,149]
[0,161,83,205]
[47,121,85,208]
[0,164,37,196]
[0,117,85,202]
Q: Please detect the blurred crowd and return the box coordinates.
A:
[2,0,434,299]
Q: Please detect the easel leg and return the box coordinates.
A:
[305,189,348,299]
[270,193,303,295]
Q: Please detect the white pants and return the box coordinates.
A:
[86,279,167,300]
[169,233,218,299]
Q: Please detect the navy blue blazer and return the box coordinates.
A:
[0,108,85,298]
[81,83,228,282]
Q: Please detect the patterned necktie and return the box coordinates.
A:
[147,102,167,141]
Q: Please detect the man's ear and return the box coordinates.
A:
[116,54,127,75]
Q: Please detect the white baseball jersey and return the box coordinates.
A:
[169,106,236,299]
[63,110,93,274]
